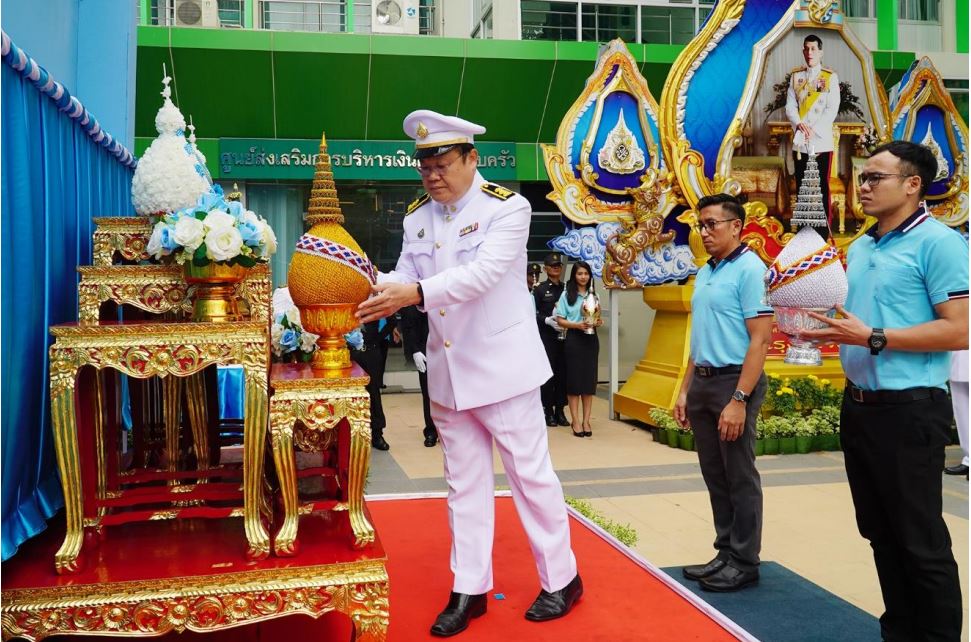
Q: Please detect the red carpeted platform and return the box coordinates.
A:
[3,496,747,641]
[373,495,742,641]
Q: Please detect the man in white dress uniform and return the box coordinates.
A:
[945,350,969,476]
[785,33,841,221]
[357,110,582,637]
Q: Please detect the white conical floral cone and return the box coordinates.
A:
[791,151,828,228]
[131,76,211,215]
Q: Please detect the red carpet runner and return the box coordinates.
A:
[372,495,740,641]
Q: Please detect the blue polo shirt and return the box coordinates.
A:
[691,244,774,367]
[841,209,969,390]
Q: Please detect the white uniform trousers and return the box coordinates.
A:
[431,387,577,595]
[952,382,969,467]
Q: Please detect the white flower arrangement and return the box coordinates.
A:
[148,186,278,267]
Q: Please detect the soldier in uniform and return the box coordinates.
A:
[399,304,438,447]
[785,34,840,221]
[357,110,582,637]
[534,253,570,428]
[527,262,542,291]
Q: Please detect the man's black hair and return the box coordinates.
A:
[804,34,823,49]
[697,193,744,220]
[870,140,938,197]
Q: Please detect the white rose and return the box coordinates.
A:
[202,209,235,230]
[300,331,320,353]
[271,322,285,357]
[205,225,244,262]
[261,222,278,256]
[147,221,170,259]
[241,210,261,226]
[285,306,302,326]
[173,216,206,252]
[272,287,293,317]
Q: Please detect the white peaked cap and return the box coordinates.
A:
[403,109,486,158]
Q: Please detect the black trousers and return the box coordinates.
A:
[840,388,962,642]
[540,331,567,409]
[418,370,437,439]
[793,150,832,223]
[686,372,767,571]
[351,348,386,440]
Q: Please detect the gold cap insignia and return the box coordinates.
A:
[416,122,429,139]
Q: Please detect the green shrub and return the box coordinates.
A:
[565,497,639,547]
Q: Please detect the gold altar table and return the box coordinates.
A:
[91,216,151,265]
[47,321,271,574]
[269,362,375,556]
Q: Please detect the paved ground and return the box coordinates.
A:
[367,388,970,640]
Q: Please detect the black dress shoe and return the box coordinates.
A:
[525,574,583,621]
[545,410,557,427]
[424,435,438,447]
[430,592,487,637]
[944,464,969,476]
[555,408,571,427]
[371,436,390,451]
[699,563,758,592]
[682,557,726,581]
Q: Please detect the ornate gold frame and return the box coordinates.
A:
[1,560,389,641]
[268,369,375,555]
[91,217,151,266]
[48,322,270,573]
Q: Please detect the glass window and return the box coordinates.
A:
[640,6,695,44]
[581,3,636,44]
[898,0,939,21]
[521,1,578,41]
[261,0,346,33]
[842,0,872,18]
[419,0,436,35]
[217,0,244,26]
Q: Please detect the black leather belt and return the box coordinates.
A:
[846,381,940,404]
[694,365,743,377]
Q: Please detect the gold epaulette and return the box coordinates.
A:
[790,65,806,74]
[406,193,430,215]
[481,182,515,201]
[820,67,833,76]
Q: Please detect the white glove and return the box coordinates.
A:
[413,351,427,373]
[545,316,560,329]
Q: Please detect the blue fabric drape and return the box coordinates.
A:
[1,63,134,560]
[217,366,245,420]
[245,184,308,289]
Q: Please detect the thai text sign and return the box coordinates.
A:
[219,139,517,180]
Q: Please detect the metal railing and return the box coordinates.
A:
[260,0,347,32]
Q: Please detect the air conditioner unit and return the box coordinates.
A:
[174,0,220,28]
[372,0,420,35]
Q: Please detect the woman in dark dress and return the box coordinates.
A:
[553,261,602,437]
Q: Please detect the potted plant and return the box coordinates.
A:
[677,423,695,451]
[794,417,815,453]
[147,187,277,322]
[762,416,782,455]
[811,406,841,451]
[649,408,672,445]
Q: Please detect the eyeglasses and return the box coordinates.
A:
[857,172,914,188]
[416,155,464,178]
[693,218,738,233]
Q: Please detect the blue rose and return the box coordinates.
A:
[239,220,262,247]
[344,329,364,351]
[227,201,244,218]
[196,189,226,212]
[160,224,179,252]
[280,328,299,353]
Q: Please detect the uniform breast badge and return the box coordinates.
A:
[417,228,425,239]
[459,222,479,237]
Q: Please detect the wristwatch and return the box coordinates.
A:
[731,390,750,404]
[868,327,887,356]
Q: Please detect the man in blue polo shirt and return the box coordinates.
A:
[805,141,968,642]
[674,193,774,592]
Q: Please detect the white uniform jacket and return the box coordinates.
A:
[380,172,552,411]
[785,65,840,154]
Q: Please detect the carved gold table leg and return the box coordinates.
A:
[94,372,109,519]
[162,376,182,477]
[243,368,271,560]
[347,394,375,548]
[349,580,390,642]
[184,372,210,475]
[270,403,300,556]
[49,352,84,574]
